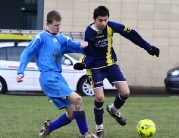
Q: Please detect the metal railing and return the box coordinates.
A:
[0,29,85,40]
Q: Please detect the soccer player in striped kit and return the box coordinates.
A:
[74,6,160,138]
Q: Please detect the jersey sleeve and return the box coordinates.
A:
[63,36,84,54]
[83,28,96,56]
[108,20,152,50]
[17,35,41,75]
[82,27,96,67]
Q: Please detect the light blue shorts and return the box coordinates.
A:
[39,71,73,109]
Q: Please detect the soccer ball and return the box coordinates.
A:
[136,119,156,138]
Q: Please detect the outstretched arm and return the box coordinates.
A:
[16,74,24,82]
[146,46,160,57]
[73,55,86,70]
[80,41,88,48]
[109,21,160,57]
[120,28,160,57]
[17,35,41,82]
[64,36,88,54]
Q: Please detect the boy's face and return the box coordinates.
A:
[46,20,61,34]
[94,16,108,30]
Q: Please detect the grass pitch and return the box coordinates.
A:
[0,94,178,138]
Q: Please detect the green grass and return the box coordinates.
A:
[0,94,178,138]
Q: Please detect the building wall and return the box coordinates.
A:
[43,0,179,87]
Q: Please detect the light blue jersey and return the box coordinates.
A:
[17,30,84,109]
[18,30,84,74]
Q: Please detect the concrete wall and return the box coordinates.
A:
[43,0,179,87]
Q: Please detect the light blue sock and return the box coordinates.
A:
[49,113,72,132]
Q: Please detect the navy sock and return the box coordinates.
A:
[73,110,88,135]
[94,100,104,125]
[114,94,128,109]
[49,113,72,132]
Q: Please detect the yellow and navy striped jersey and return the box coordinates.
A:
[83,20,152,69]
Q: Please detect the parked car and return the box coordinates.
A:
[164,66,179,93]
[0,42,116,96]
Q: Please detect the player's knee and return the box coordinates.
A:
[96,95,104,102]
[73,95,82,108]
[121,90,130,98]
[94,88,105,102]
[125,91,130,97]
[66,112,74,120]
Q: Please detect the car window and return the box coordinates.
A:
[6,47,26,61]
[67,53,82,61]
[61,56,65,64]
[0,46,71,63]
[0,47,6,60]
[0,46,35,62]
[61,56,72,65]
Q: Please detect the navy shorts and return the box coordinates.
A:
[86,64,126,89]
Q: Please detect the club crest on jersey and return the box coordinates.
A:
[123,25,131,33]
[53,38,57,43]
[97,30,102,34]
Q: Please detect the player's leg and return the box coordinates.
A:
[67,91,98,138]
[113,81,130,109]
[50,105,75,132]
[38,72,74,136]
[107,81,129,125]
[106,64,130,126]
[94,87,105,138]
[89,68,106,138]
[38,105,74,136]
[38,72,97,137]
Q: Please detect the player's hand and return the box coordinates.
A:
[73,63,86,70]
[16,74,24,83]
[80,41,88,48]
[147,46,160,57]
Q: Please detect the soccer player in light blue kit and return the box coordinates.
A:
[16,10,98,138]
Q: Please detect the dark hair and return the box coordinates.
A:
[93,6,109,19]
[46,10,62,23]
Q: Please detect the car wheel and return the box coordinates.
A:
[0,78,7,94]
[78,76,94,96]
